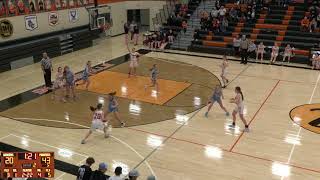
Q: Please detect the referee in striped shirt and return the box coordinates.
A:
[40,52,53,88]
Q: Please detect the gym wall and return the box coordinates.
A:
[1,7,89,42]
[102,0,166,36]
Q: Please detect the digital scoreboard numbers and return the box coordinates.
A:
[0,152,54,178]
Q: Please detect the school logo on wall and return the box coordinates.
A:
[48,12,59,26]
[290,104,320,134]
[25,15,38,31]
[69,9,79,23]
[0,19,13,38]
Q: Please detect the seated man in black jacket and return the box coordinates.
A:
[90,162,109,180]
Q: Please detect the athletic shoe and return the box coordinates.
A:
[121,122,126,128]
[205,112,208,117]
[226,79,229,83]
[81,140,86,144]
[226,112,230,116]
[228,123,235,128]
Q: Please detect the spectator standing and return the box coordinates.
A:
[108,166,123,180]
[133,25,139,45]
[128,169,139,180]
[129,21,137,41]
[124,22,129,44]
[40,52,53,89]
[168,29,174,43]
[90,163,109,180]
[240,35,249,64]
[233,35,241,56]
[76,157,95,180]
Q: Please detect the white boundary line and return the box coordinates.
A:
[9,134,88,158]
[9,117,156,177]
[281,72,320,180]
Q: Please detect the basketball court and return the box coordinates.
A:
[0,35,320,179]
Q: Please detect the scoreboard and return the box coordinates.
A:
[0,152,54,178]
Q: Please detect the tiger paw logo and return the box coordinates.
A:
[290,104,320,134]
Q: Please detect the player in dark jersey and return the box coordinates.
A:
[76,157,95,180]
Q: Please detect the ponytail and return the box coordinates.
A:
[236,86,244,100]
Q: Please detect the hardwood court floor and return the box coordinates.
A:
[0,35,320,180]
[77,71,191,105]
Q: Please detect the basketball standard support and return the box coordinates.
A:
[86,4,112,31]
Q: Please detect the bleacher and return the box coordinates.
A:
[188,2,320,65]
[0,26,101,73]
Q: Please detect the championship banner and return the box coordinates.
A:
[48,11,58,26]
[25,15,38,30]
[69,9,78,23]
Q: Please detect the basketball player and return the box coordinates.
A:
[128,47,140,77]
[270,43,279,64]
[220,55,229,88]
[205,85,229,117]
[256,42,265,63]
[106,92,125,127]
[282,44,294,63]
[150,64,159,90]
[81,103,109,144]
[63,66,76,100]
[76,61,94,90]
[229,86,249,132]
[52,67,66,102]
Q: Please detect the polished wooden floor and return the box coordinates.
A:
[1,35,320,180]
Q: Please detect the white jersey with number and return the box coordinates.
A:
[93,110,104,122]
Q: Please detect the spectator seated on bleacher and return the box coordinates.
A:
[193,29,200,41]
[301,16,310,32]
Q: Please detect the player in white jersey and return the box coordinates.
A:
[256,42,265,63]
[52,67,66,102]
[270,43,279,64]
[128,47,140,77]
[81,103,109,144]
[229,86,249,132]
[282,44,294,63]
[220,55,229,88]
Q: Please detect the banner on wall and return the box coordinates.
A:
[25,15,38,30]
[48,11,58,26]
[0,19,13,38]
[68,9,78,23]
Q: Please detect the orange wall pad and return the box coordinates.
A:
[255,24,287,30]
[76,71,191,105]
[203,41,227,47]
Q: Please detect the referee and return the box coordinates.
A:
[40,52,53,89]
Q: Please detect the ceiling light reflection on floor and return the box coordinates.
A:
[147,135,163,148]
[121,85,128,96]
[175,110,189,125]
[284,133,301,145]
[129,102,141,116]
[272,162,291,177]
[98,96,105,105]
[293,116,301,125]
[151,90,158,98]
[193,97,201,107]
[205,146,223,159]
[112,160,129,176]
[21,137,29,147]
[58,148,73,158]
